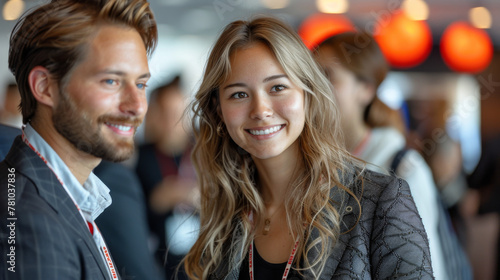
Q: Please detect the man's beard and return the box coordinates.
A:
[53,92,142,162]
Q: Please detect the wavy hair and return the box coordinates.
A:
[9,0,157,124]
[184,16,361,279]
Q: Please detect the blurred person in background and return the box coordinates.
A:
[95,160,164,280]
[135,75,199,280]
[466,133,500,280]
[0,82,22,159]
[316,31,471,280]
[0,124,21,160]
[0,82,22,128]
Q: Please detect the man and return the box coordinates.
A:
[0,1,157,279]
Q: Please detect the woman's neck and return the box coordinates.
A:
[253,152,302,207]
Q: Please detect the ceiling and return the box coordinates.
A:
[146,0,500,46]
[1,0,499,46]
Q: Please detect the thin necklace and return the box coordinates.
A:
[248,212,299,280]
[263,204,284,235]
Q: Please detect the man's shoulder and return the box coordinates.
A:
[0,142,68,218]
[2,137,57,183]
[2,136,40,168]
[0,160,49,213]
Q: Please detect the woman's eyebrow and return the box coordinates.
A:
[263,74,287,83]
[223,74,288,90]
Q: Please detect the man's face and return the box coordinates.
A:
[53,25,150,162]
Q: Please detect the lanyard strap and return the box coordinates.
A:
[22,131,118,279]
[247,211,299,280]
[249,239,299,280]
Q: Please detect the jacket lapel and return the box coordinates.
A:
[5,137,111,279]
[306,171,363,280]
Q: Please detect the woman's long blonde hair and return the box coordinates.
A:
[184,16,361,279]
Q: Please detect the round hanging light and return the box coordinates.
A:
[3,0,25,21]
[316,0,349,14]
[469,7,492,29]
[440,21,493,73]
[373,10,433,68]
[298,13,356,50]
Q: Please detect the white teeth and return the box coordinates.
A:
[249,125,281,136]
[107,123,132,132]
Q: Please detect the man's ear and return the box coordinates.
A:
[28,66,58,108]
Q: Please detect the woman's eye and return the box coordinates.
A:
[270,84,287,92]
[231,92,248,99]
[137,83,147,90]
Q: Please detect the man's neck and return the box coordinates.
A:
[31,120,101,185]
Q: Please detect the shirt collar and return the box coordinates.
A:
[23,124,112,220]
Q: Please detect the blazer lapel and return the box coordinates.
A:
[209,223,246,280]
[5,137,111,279]
[306,172,362,280]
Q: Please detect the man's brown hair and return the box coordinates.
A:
[9,0,158,124]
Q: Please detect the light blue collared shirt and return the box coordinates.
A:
[23,124,112,221]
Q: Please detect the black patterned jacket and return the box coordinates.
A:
[210,169,434,280]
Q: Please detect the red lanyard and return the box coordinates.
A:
[248,212,299,280]
[249,239,299,280]
[22,131,118,279]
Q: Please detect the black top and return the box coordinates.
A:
[239,243,302,280]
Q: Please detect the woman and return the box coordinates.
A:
[184,17,433,279]
[317,32,471,280]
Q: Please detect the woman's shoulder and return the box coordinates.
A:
[341,167,416,219]
[345,166,410,199]
[335,166,414,222]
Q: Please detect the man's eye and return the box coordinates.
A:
[137,83,147,90]
[104,79,118,86]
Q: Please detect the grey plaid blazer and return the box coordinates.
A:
[0,136,113,280]
[210,169,434,280]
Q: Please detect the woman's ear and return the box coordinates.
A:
[213,91,224,123]
[28,66,57,108]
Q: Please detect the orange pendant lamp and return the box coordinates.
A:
[440,21,493,73]
[298,13,356,50]
[374,10,433,68]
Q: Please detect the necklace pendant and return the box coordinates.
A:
[263,219,271,235]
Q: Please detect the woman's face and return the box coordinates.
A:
[218,42,305,161]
